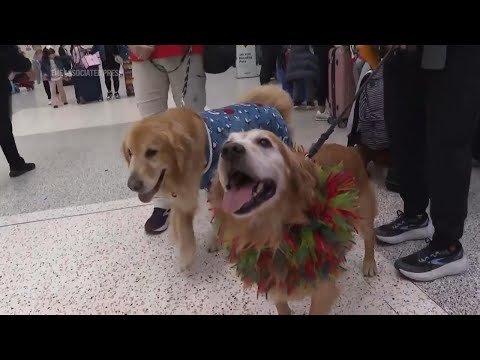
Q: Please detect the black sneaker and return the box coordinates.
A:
[293,101,303,109]
[376,210,434,244]
[144,208,170,235]
[114,92,120,99]
[394,241,468,281]
[106,92,113,100]
[9,163,36,178]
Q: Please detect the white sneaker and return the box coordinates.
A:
[316,110,330,121]
[48,101,52,105]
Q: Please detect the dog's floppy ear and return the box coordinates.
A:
[121,138,130,164]
[280,143,317,205]
[164,121,194,172]
[209,173,225,210]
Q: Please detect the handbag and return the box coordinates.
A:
[203,45,236,74]
[82,52,101,68]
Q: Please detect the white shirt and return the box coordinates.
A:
[50,59,62,81]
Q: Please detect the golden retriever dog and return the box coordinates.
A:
[122,85,294,269]
[208,130,378,315]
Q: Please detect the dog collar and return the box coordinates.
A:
[209,155,360,297]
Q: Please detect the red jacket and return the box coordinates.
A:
[130,45,204,62]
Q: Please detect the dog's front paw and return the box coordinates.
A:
[363,259,378,277]
[207,238,221,253]
[179,245,196,272]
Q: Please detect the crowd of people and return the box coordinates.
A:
[1,44,480,285]
[12,45,130,106]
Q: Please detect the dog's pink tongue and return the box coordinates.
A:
[222,185,255,213]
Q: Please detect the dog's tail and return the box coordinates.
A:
[239,85,294,127]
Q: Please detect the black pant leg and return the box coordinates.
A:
[312,45,331,107]
[104,68,112,92]
[111,63,120,92]
[260,45,282,85]
[383,50,429,216]
[425,45,480,248]
[43,80,51,99]
[0,93,24,168]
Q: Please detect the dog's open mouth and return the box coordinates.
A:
[138,169,166,203]
[222,171,277,215]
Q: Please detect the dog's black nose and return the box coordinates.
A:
[221,142,246,161]
[128,176,144,192]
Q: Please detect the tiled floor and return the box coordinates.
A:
[1,68,478,314]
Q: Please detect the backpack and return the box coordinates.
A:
[203,45,236,74]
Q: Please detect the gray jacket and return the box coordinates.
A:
[285,45,319,82]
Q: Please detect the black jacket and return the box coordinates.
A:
[41,56,67,81]
[285,45,319,82]
[0,45,31,94]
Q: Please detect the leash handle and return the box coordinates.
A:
[306,45,398,160]
[181,46,192,107]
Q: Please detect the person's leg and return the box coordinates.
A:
[394,45,480,281]
[260,45,282,85]
[313,45,331,107]
[56,79,67,104]
[132,60,170,116]
[50,80,60,108]
[43,80,51,101]
[313,45,331,119]
[0,94,35,176]
[473,115,480,162]
[376,49,433,244]
[292,80,303,107]
[112,63,120,97]
[131,59,172,234]
[166,54,206,112]
[305,78,315,108]
[103,65,113,98]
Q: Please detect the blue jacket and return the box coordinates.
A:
[199,103,291,189]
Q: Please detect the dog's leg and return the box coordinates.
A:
[275,302,292,315]
[207,234,221,253]
[173,207,197,271]
[309,281,339,315]
[357,219,378,277]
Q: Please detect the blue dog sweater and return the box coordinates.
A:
[200,103,291,190]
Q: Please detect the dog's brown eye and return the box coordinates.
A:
[145,149,158,158]
[257,138,272,148]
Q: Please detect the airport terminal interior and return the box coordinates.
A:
[1,45,479,315]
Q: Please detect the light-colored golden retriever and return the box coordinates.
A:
[122,85,293,269]
[208,130,378,315]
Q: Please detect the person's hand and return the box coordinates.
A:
[128,45,155,60]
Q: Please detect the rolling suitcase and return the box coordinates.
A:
[73,65,103,104]
[328,46,355,127]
